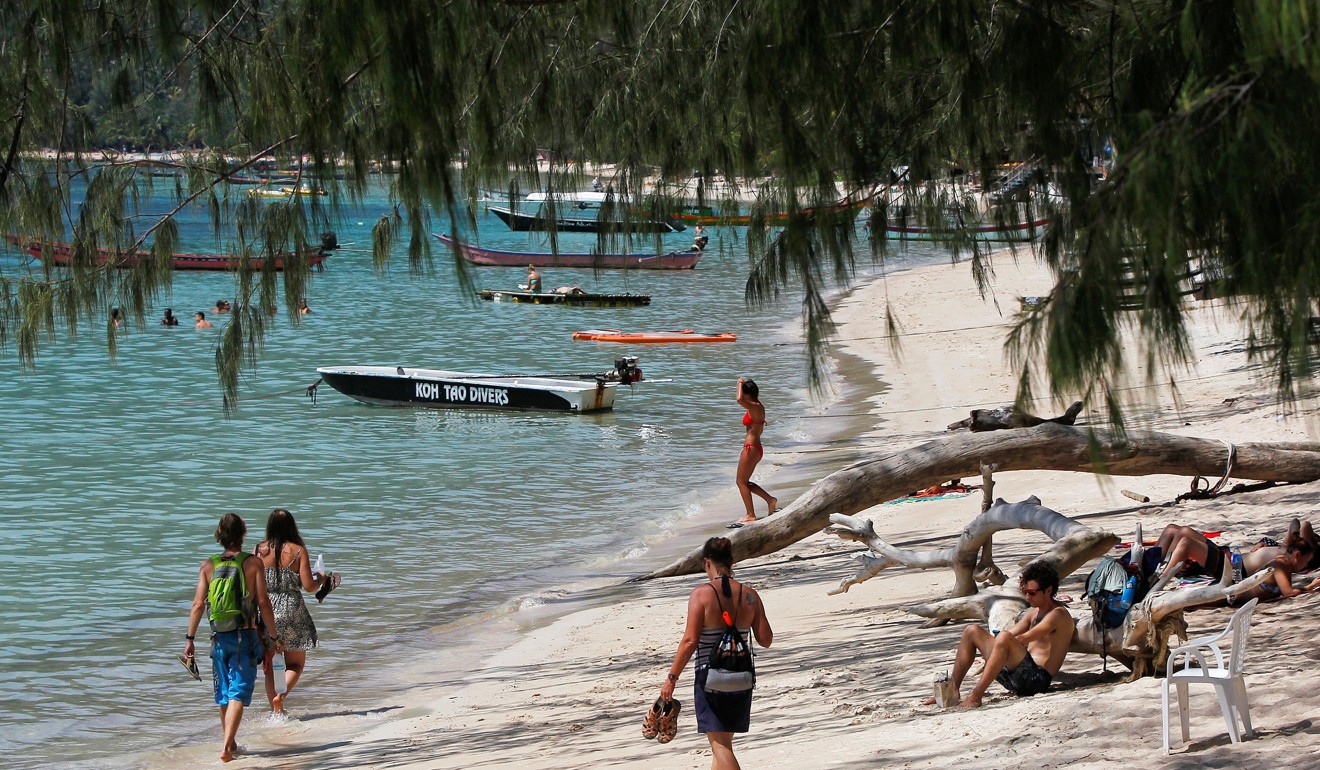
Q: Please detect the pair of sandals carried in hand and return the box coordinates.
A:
[642,697,681,743]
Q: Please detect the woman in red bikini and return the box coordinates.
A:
[732,378,777,526]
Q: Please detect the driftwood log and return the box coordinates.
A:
[642,423,1320,580]
[947,400,1085,432]
[825,497,1275,676]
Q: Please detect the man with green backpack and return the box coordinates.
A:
[182,513,282,763]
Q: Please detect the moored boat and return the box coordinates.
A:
[487,191,684,233]
[675,198,869,226]
[571,328,736,343]
[314,358,644,413]
[477,289,651,307]
[247,184,327,198]
[19,233,337,271]
[881,216,1048,242]
[435,233,700,270]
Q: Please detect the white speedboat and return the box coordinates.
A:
[315,358,643,413]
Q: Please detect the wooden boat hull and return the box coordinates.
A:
[487,204,683,234]
[675,199,868,226]
[23,240,330,271]
[316,366,620,413]
[435,234,700,270]
[883,217,1048,242]
[571,328,736,343]
[477,290,651,307]
[247,186,327,198]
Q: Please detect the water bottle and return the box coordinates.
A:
[271,652,288,694]
[312,554,325,578]
[1119,574,1140,609]
[1231,546,1244,580]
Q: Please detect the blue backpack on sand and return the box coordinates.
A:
[1084,556,1148,671]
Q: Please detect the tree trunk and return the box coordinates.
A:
[640,423,1320,580]
[947,401,1085,432]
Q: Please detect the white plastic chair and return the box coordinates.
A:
[1161,598,1258,753]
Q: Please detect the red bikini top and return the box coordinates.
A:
[743,411,764,426]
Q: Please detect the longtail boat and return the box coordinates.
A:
[674,198,869,226]
[18,234,336,272]
[435,233,700,270]
[571,328,736,343]
[881,217,1048,242]
[486,191,685,233]
[477,289,651,307]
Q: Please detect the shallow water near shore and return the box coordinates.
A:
[0,178,945,768]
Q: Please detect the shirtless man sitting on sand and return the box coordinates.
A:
[923,562,1074,708]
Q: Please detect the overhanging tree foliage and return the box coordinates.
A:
[1,1,1317,412]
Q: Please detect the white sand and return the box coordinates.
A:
[223,251,1320,769]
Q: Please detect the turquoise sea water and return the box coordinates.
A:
[0,180,940,768]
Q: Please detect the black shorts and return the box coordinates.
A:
[694,668,752,733]
[995,654,1053,697]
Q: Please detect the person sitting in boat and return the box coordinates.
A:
[592,176,603,192]
[526,265,543,294]
[161,308,179,327]
[194,311,214,329]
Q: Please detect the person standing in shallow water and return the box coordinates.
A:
[732,378,776,526]
[254,508,330,715]
[660,537,773,770]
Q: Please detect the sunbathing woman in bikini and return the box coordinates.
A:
[732,378,777,526]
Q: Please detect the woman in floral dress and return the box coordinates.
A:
[254,508,330,714]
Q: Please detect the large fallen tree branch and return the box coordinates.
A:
[640,424,1320,579]
[947,401,1085,432]
[827,496,1278,676]
[825,496,1116,598]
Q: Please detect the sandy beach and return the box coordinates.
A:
[205,250,1320,769]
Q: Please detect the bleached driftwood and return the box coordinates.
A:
[642,424,1320,580]
[834,501,1278,677]
[826,497,1116,599]
[947,400,1086,432]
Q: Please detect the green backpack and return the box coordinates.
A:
[207,552,252,633]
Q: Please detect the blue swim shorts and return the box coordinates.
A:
[211,629,262,706]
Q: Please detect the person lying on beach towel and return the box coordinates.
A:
[921,562,1074,709]
[1150,524,1316,597]
[1283,517,1320,571]
[910,480,980,498]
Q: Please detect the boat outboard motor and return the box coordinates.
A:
[614,355,642,384]
[319,232,339,252]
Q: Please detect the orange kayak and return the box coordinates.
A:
[571,328,736,343]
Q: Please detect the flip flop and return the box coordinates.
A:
[316,572,341,603]
[726,522,744,529]
[655,698,681,744]
[177,653,201,681]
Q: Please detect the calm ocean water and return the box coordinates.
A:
[0,180,941,768]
